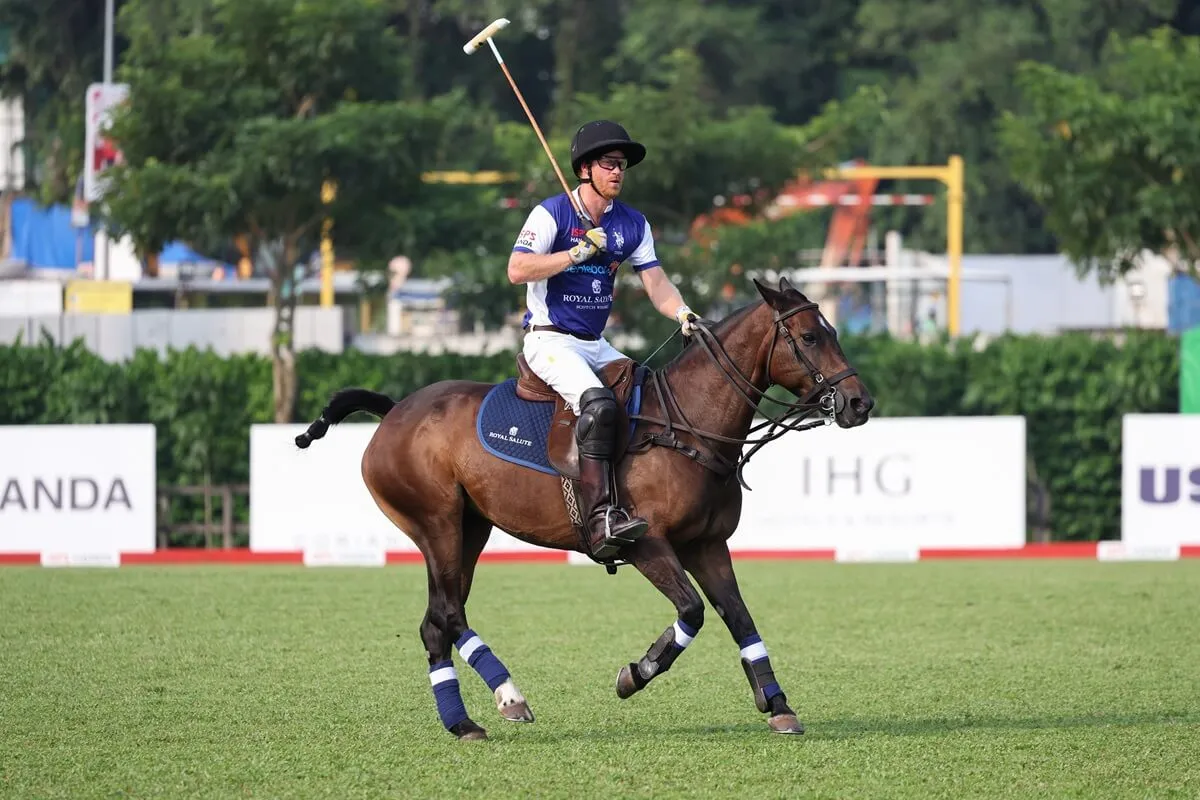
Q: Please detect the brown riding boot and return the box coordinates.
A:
[575,387,649,560]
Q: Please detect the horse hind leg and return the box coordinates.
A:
[456,509,534,724]
[365,455,531,735]
[418,556,489,741]
[370,490,492,740]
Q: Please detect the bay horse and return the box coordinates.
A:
[295,277,874,740]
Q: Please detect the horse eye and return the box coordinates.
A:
[801,332,817,346]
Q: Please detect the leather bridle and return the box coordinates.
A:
[629,302,859,489]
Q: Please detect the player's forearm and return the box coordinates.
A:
[645,273,689,319]
[507,251,572,284]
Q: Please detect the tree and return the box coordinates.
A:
[829,0,1179,254]
[568,56,883,342]
[561,49,820,232]
[997,26,1200,279]
[101,0,480,422]
[0,0,119,203]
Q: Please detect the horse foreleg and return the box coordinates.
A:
[679,538,805,735]
[614,536,706,700]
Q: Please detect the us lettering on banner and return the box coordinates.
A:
[1121,414,1200,547]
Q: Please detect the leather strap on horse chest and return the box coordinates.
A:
[627,370,737,478]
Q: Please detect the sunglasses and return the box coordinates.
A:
[593,156,628,172]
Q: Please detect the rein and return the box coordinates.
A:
[629,302,858,489]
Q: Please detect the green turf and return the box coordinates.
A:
[1,561,1198,799]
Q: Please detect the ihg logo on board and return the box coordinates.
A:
[1138,466,1200,505]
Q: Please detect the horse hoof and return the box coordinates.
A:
[450,720,488,741]
[494,680,534,722]
[615,664,641,699]
[768,714,805,735]
[500,701,535,723]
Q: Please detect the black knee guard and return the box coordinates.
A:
[576,387,618,459]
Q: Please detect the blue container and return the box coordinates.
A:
[1168,273,1200,334]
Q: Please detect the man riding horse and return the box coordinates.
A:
[507,120,699,561]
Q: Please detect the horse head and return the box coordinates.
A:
[752,276,874,428]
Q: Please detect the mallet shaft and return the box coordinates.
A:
[495,61,588,224]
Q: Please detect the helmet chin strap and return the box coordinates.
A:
[573,167,614,230]
[572,167,598,227]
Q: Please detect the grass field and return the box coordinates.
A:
[2,560,1198,799]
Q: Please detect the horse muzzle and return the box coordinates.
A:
[834,387,873,428]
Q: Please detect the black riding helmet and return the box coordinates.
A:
[570,120,647,180]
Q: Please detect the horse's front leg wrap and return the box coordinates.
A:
[739,634,785,713]
[627,619,698,692]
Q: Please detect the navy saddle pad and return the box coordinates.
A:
[476,377,644,475]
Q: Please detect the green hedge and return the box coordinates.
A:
[0,329,1178,542]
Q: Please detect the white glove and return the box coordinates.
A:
[675,304,700,336]
[567,227,607,265]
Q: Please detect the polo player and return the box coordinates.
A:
[507,120,700,560]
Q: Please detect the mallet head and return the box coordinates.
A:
[463,18,510,54]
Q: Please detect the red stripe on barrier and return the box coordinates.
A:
[919,542,1099,559]
[383,551,568,564]
[0,554,41,565]
[728,549,839,560]
[123,550,304,564]
[3,543,1198,565]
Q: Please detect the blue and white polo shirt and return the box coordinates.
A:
[512,187,660,338]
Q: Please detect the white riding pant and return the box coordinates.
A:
[522,329,628,415]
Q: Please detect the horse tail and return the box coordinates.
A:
[294,388,396,449]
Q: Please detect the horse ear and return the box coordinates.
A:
[753,277,782,309]
[776,273,813,305]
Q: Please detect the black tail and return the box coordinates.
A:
[294,388,397,449]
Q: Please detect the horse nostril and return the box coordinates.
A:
[850,396,873,414]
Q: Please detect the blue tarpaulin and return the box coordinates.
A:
[9,198,91,269]
[1169,274,1200,334]
[159,241,207,263]
[8,197,232,274]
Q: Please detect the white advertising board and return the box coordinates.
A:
[0,425,156,554]
[733,416,1027,552]
[250,424,545,555]
[1121,414,1200,548]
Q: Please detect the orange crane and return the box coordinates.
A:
[690,160,933,300]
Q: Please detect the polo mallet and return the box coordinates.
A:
[463,18,594,227]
